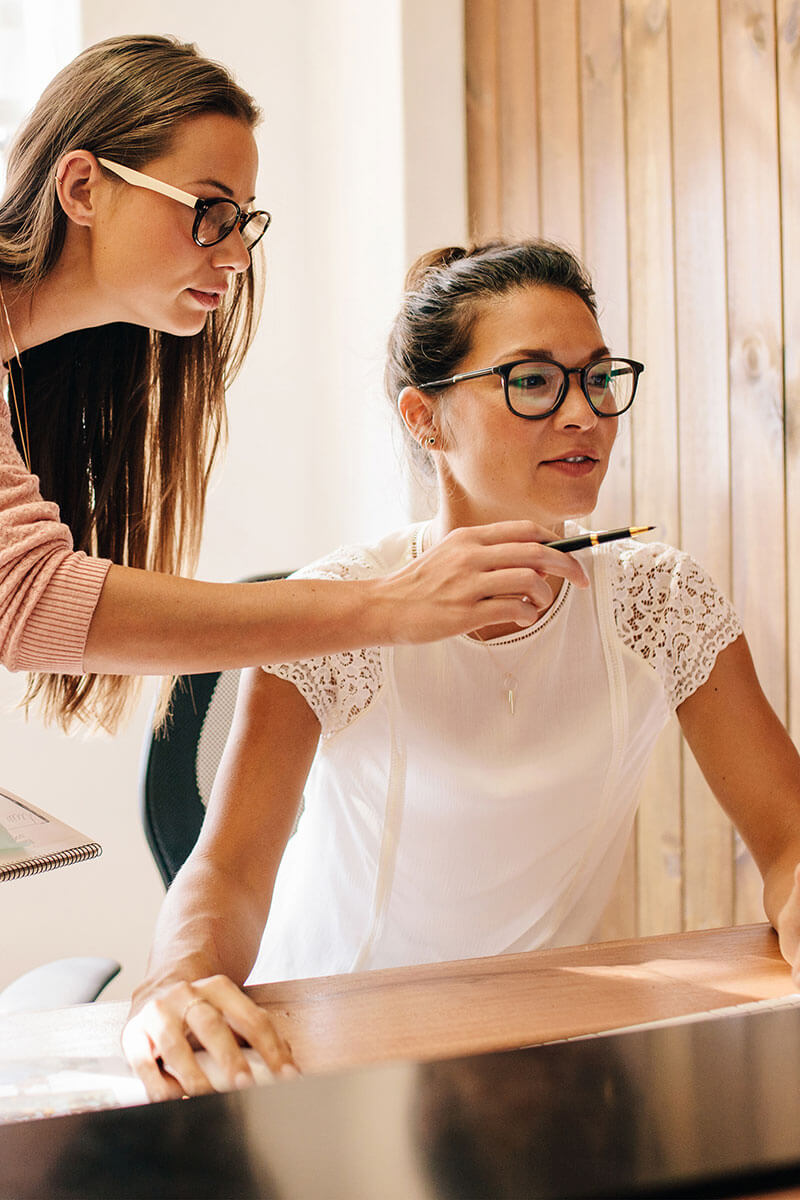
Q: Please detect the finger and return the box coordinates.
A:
[201,979,298,1074]
[182,997,262,1090]
[143,998,220,1096]
[121,1023,188,1103]
[478,546,590,589]
[473,596,544,629]
[476,565,583,605]
[228,1008,299,1077]
[455,520,560,546]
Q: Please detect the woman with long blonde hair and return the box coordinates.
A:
[0,35,568,732]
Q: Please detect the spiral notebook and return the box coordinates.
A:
[0,785,101,881]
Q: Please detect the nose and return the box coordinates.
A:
[552,372,600,430]
[210,226,251,274]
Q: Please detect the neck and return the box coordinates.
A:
[0,238,114,359]
[424,503,568,642]
[426,498,566,547]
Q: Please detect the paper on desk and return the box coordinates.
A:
[0,1055,148,1123]
[0,1048,275,1123]
[0,823,20,851]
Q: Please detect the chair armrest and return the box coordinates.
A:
[0,956,121,1013]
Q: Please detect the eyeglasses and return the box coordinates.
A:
[418,356,645,420]
[97,158,272,252]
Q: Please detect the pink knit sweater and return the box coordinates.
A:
[0,373,110,673]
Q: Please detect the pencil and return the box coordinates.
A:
[546,525,656,553]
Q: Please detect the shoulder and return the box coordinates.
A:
[606,538,743,709]
[287,523,420,585]
[262,524,420,736]
[609,537,731,616]
[611,535,691,580]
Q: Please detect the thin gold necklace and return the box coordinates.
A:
[412,520,546,716]
[0,279,31,472]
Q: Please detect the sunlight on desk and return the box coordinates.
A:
[0,924,795,1126]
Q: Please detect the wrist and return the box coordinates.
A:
[344,576,397,646]
[130,957,212,1011]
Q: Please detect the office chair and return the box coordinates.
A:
[0,574,290,1014]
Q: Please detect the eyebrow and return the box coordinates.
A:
[499,345,610,363]
[188,178,256,204]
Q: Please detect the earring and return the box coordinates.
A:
[426,435,437,447]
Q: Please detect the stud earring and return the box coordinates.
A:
[426,435,437,447]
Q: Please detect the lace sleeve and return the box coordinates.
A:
[260,545,384,738]
[611,541,743,710]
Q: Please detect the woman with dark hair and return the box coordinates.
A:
[123,238,800,1100]
[0,36,557,731]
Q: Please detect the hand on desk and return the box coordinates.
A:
[121,974,298,1101]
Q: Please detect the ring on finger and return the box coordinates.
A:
[181,994,214,1033]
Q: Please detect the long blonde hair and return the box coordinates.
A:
[0,35,263,732]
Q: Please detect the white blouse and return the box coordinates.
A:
[249,522,742,984]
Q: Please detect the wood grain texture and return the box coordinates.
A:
[670,0,735,931]
[720,0,786,923]
[248,923,790,1073]
[623,0,682,936]
[465,0,502,237]
[0,926,790,1080]
[779,0,800,741]
[498,0,540,234]
[535,0,583,250]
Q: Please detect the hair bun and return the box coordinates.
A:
[404,246,467,291]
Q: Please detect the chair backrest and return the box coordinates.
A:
[139,573,290,888]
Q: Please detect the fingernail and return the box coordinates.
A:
[235,1071,254,1090]
[281,1063,300,1078]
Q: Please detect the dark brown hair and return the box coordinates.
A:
[0,35,263,731]
[385,240,597,476]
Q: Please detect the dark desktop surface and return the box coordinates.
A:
[2,1002,800,1199]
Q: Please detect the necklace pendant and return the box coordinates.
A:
[503,672,518,716]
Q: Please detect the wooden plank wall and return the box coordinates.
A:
[464,0,798,937]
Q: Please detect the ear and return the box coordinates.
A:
[398,386,439,448]
[54,150,104,228]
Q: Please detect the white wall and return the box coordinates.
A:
[0,0,466,1001]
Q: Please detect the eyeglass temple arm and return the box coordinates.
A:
[96,158,198,211]
[419,366,498,391]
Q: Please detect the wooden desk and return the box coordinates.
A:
[1,921,793,1075]
[2,923,799,1199]
[250,920,796,1073]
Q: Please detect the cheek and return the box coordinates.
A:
[601,419,619,458]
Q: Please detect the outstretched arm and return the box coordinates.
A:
[677,635,800,979]
[84,521,590,674]
[123,667,320,1099]
[3,391,587,676]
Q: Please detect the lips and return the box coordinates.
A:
[187,288,224,310]
[542,452,599,465]
[541,452,600,477]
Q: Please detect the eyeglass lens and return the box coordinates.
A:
[507,358,636,416]
[195,201,270,249]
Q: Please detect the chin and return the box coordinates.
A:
[160,312,209,338]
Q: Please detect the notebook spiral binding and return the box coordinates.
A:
[0,842,102,882]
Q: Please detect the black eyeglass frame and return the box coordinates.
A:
[190,197,272,250]
[417,356,645,420]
